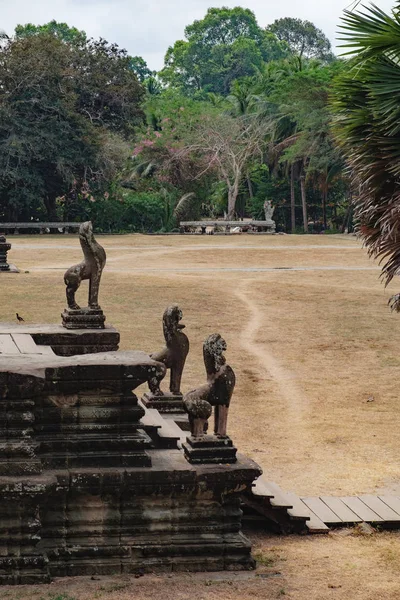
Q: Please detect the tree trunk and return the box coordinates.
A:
[290,165,296,233]
[322,185,327,230]
[300,174,308,233]
[341,190,353,233]
[246,172,253,199]
[44,196,58,221]
[227,178,240,220]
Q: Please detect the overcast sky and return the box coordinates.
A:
[0,0,395,70]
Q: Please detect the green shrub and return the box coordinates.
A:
[88,191,166,233]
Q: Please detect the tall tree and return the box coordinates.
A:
[177,114,265,219]
[0,33,144,220]
[268,17,334,68]
[160,7,286,95]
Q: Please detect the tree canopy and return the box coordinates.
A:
[15,20,87,43]
[0,8,357,234]
[0,31,144,221]
[160,7,287,95]
[268,17,334,66]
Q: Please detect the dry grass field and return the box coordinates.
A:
[2,232,400,599]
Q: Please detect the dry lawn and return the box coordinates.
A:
[2,232,400,599]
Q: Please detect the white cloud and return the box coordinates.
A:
[0,0,395,69]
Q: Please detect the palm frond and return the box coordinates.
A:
[173,192,197,220]
[332,3,400,287]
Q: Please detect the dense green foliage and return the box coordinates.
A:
[160,7,288,95]
[0,6,361,233]
[268,17,334,67]
[15,20,87,43]
[0,30,144,221]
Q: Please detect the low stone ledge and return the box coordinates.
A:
[0,323,119,356]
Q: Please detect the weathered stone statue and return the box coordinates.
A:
[183,333,237,463]
[0,236,11,272]
[264,199,275,221]
[142,305,190,412]
[0,235,18,272]
[62,221,106,329]
[184,396,212,437]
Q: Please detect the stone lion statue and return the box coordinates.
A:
[184,333,235,437]
[63,221,106,310]
[148,305,190,396]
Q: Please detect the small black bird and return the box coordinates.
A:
[16,313,25,323]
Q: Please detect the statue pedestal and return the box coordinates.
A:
[0,264,20,272]
[183,435,237,464]
[62,307,106,330]
[142,391,185,413]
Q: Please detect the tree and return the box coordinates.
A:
[268,18,334,68]
[176,114,265,219]
[160,7,287,95]
[332,2,400,308]
[130,55,154,81]
[0,33,144,220]
[15,20,86,44]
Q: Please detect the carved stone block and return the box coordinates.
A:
[142,391,185,413]
[61,308,106,330]
[183,435,237,464]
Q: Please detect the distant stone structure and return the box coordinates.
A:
[264,199,275,221]
[180,219,276,234]
[0,235,19,272]
[62,221,106,329]
[142,305,189,412]
[183,333,237,464]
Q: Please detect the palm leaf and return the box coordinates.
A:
[173,192,197,220]
[332,2,400,290]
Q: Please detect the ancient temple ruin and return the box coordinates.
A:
[0,235,19,272]
[0,221,261,584]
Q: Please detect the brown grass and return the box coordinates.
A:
[2,232,400,598]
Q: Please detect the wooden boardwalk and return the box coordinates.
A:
[245,476,400,533]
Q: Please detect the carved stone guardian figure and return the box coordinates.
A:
[262,199,276,233]
[264,199,275,221]
[62,221,107,329]
[182,333,237,464]
[142,305,190,412]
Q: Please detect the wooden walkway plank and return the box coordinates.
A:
[255,480,293,508]
[378,496,400,517]
[301,497,342,524]
[360,496,400,521]
[285,493,311,520]
[320,496,362,523]
[286,494,329,533]
[340,497,384,522]
[0,334,20,355]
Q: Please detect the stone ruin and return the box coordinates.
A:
[0,221,262,584]
[0,235,19,272]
